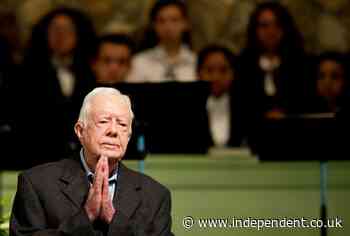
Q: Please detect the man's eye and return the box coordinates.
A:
[99,120,108,124]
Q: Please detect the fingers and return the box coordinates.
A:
[101,183,115,224]
[93,156,106,194]
[104,157,109,179]
[102,159,110,204]
[102,156,111,204]
[85,156,115,223]
[100,157,116,224]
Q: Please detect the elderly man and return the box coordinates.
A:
[10,87,173,236]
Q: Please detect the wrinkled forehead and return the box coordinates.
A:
[89,94,132,120]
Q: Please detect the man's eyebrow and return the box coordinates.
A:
[117,117,129,122]
[95,114,111,121]
[96,115,108,119]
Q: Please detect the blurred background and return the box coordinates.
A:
[1,0,350,53]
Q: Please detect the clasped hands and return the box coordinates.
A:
[84,156,115,224]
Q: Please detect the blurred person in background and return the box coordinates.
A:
[0,9,23,167]
[0,36,17,168]
[197,44,242,147]
[307,52,350,160]
[0,8,22,65]
[313,51,349,113]
[92,34,134,85]
[19,7,96,165]
[127,0,196,83]
[233,1,314,149]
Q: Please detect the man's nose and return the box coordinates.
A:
[106,122,118,137]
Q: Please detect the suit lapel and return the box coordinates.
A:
[114,162,141,221]
[59,158,89,209]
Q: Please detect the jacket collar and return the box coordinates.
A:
[59,156,88,209]
[113,162,141,219]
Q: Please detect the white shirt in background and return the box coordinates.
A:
[52,57,75,97]
[127,45,197,83]
[206,93,231,147]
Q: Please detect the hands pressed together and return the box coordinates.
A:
[84,156,116,224]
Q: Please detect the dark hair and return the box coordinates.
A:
[0,36,11,67]
[318,51,347,72]
[197,44,236,73]
[150,0,188,22]
[94,33,135,57]
[245,1,304,57]
[0,9,20,54]
[24,6,96,67]
[137,0,191,51]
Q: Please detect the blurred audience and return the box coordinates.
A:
[0,10,21,162]
[232,1,314,148]
[19,7,96,165]
[197,44,239,147]
[92,34,134,85]
[0,37,13,126]
[1,1,348,161]
[0,36,17,166]
[313,51,349,113]
[127,0,196,82]
[0,8,22,65]
[309,52,350,158]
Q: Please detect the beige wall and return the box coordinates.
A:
[1,0,350,54]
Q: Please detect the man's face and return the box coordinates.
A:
[76,94,132,162]
[92,43,131,84]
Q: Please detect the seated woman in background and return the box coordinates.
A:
[20,7,96,164]
[313,51,349,113]
[233,1,314,149]
[127,0,196,83]
[197,44,241,147]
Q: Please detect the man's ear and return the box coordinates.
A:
[74,121,84,140]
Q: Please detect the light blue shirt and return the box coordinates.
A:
[80,149,118,200]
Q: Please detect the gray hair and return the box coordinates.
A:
[78,87,134,125]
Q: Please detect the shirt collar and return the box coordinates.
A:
[79,149,118,183]
[51,56,73,69]
[152,44,194,64]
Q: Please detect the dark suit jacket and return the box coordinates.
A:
[10,157,174,236]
